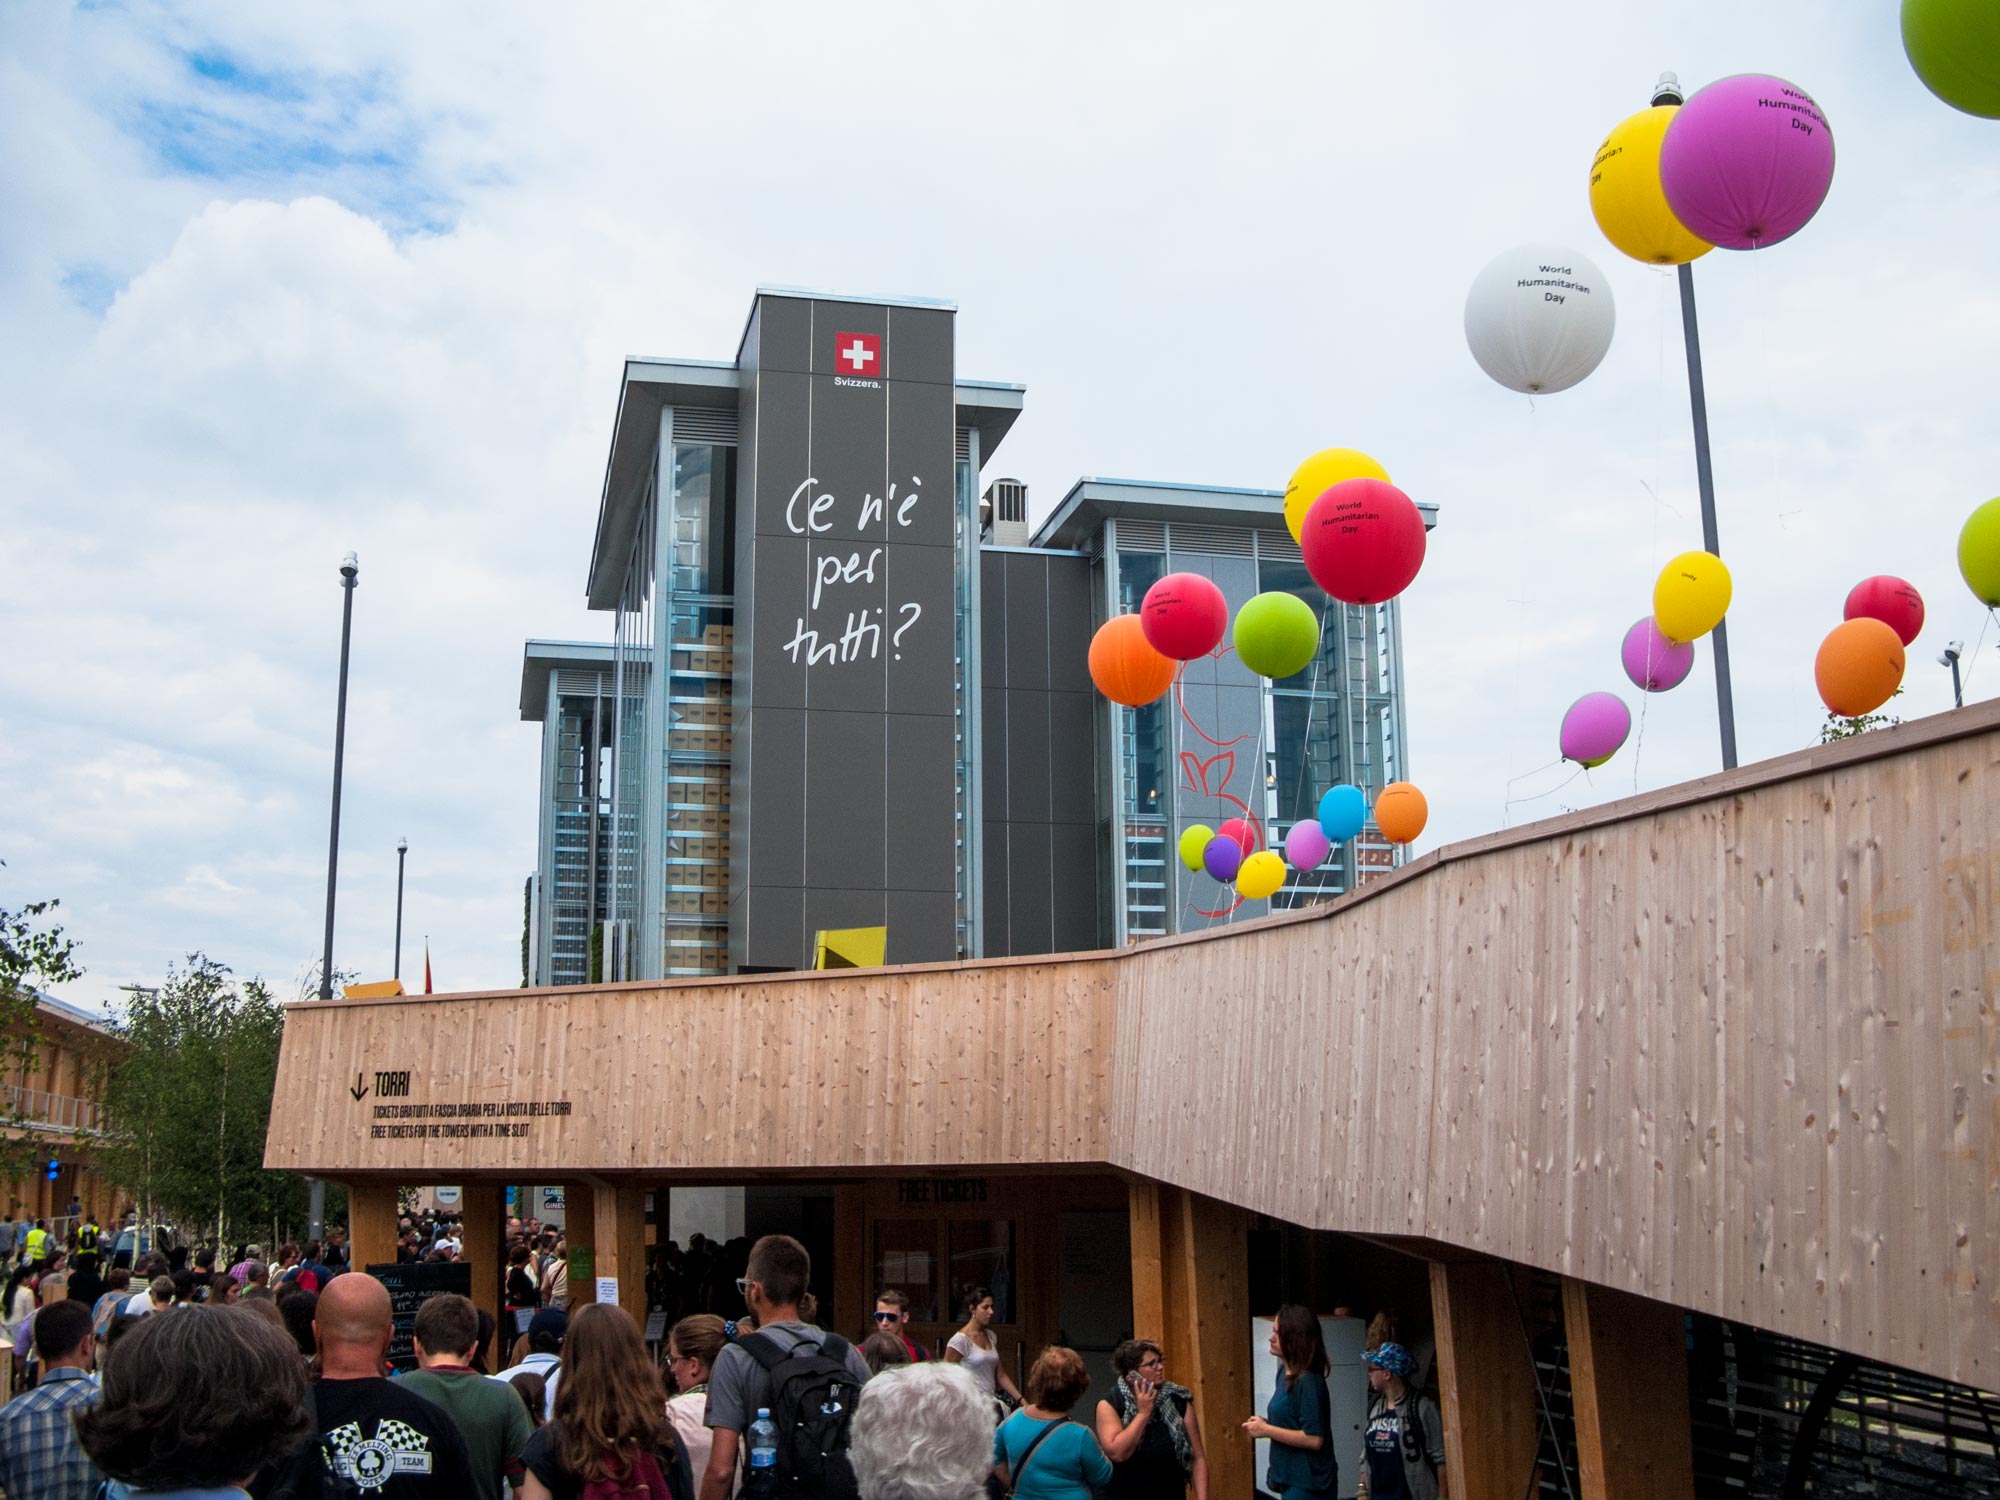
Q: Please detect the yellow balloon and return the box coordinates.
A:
[1589,106,1713,267]
[1653,551,1732,643]
[1283,447,1389,544]
[1235,850,1287,901]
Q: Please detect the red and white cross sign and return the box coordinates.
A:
[835,332,881,376]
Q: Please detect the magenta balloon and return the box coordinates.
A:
[1560,691,1633,767]
[1202,834,1244,882]
[1659,74,1835,249]
[1284,821,1331,872]
[1620,617,1695,692]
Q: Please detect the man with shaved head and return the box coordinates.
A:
[260,1272,476,1497]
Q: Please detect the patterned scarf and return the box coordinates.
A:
[1112,1375,1193,1476]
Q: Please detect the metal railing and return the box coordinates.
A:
[0,1085,103,1135]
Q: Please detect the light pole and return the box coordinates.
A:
[310,550,359,1241]
[1655,71,1739,771]
[394,837,408,981]
[1940,641,1965,709]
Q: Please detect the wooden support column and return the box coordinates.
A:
[1429,1260,1539,1500]
[833,1184,866,1344]
[1129,1182,1252,1500]
[1561,1278,1695,1500]
[562,1181,597,1307]
[460,1181,503,1337]
[592,1184,647,1315]
[347,1180,399,1273]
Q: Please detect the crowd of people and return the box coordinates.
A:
[0,1221,1447,1500]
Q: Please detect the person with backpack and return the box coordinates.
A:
[1353,1344,1446,1500]
[992,1346,1110,1500]
[1243,1305,1338,1500]
[519,1302,692,1500]
[699,1233,872,1500]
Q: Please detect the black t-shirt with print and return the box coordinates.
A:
[311,1377,476,1498]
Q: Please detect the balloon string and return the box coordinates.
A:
[1504,764,1584,821]
[1959,608,1996,697]
[1502,757,1565,828]
[1631,688,1649,793]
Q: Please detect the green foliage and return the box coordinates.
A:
[1819,687,1905,743]
[522,875,532,988]
[95,954,315,1244]
[0,871,86,1181]
[589,921,603,985]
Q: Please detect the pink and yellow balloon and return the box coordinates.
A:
[1283,448,1389,544]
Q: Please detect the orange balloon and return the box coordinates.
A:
[1815,618,1905,718]
[1089,614,1177,707]
[1374,781,1429,844]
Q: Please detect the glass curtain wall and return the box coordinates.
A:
[608,458,657,983]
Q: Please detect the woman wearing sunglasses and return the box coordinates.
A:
[666,1313,729,1495]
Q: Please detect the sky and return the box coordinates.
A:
[3,3,1996,1010]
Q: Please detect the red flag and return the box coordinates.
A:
[424,940,433,995]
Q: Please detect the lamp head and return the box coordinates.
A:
[340,550,359,582]
[1652,71,1684,107]
[1940,641,1965,667]
[397,837,408,853]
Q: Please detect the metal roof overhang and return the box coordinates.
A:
[1030,477,1441,551]
[518,639,618,722]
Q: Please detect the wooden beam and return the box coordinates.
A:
[1430,1260,1539,1500]
[460,1181,503,1341]
[1128,1179,1166,1345]
[592,1184,647,1315]
[562,1181,597,1306]
[1562,1278,1694,1500]
[346,1180,398,1274]
[1177,1189,1253,1500]
[834,1184,866,1346]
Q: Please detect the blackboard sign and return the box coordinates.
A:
[367,1262,472,1370]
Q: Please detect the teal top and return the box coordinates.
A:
[995,1412,1112,1500]
[1265,1368,1338,1497]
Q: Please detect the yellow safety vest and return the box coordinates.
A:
[23,1228,48,1261]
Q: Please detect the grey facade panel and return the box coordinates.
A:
[883,546,955,718]
[1046,557,1096,695]
[979,552,1007,686]
[749,536,811,711]
[887,304,955,387]
[803,886,888,942]
[1048,692,1097,826]
[756,296,812,375]
[980,686,1007,814]
[805,709,887,891]
[806,374,889,546]
[884,378,955,548]
[1001,551,1051,691]
[750,370,812,540]
[740,885,805,970]
[885,712,958,895]
[884,890,955,964]
[981,819,1009,957]
[1005,823,1054,955]
[745,707,807,889]
[1005,689,1052,825]
[1050,821,1101,953]
[803,535,886,715]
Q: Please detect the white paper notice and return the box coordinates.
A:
[595,1277,618,1306]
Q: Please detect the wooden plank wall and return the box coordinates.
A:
[268,704,2000,1388]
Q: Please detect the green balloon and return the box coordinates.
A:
[1903,0,2000,119]
[1960,496,2000,606]
[1233,592,1322,679]
[1178,824,1214,872]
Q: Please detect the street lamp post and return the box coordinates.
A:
[394,837,408,981]
[310,550,360,1241]
[1655,71,1739,771]
[1940,641,1965,709]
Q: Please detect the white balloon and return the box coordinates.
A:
[1463,244,1616,394]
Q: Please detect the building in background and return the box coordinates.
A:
[519,287,1423,982]
[1,993,124,1230]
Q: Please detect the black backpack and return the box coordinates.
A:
[739,1331,862,1500]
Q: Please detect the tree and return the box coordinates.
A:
[0,869,86,1181]
[1820,687,1905,743]
[95,954,321,1245]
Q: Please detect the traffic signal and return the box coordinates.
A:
[44,1159,58,1182]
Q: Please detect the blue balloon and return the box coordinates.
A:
[1318,784,1367,843]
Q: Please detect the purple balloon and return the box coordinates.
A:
[1284,821,1331,872]
[1620,617,1695,692]
[1660,74,1835,250]
[1560,692,1632,768]
[1203,834,1244,882]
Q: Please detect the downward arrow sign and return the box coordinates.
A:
[349,1072,369,1102]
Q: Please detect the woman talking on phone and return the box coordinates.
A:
[1242,1305,1338,1500]
[1095,1339,1210,1500]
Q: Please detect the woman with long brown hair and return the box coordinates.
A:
[1242,1304,1338,1500]
[520,1302,695,1500]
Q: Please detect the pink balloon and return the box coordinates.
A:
[1621,617,1695,692]
[1560,692,1632,767]
[1284,821,1331,872]
[1660,74,1835,249]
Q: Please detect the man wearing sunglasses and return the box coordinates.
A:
[867,1290,931,1363]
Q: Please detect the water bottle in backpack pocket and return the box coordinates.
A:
[738,1332,861,1500]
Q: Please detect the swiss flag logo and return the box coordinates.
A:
[835,331,881,376]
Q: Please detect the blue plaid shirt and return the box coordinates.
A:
[0,1364,103,1500]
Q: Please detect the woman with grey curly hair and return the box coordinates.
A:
[849,1362,997,1500]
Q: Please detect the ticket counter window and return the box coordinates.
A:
[874,1219,940,1321]
[948,1219,1015,1324]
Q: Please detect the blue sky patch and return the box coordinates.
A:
[60,264,121,315]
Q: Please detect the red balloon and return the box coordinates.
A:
[1141,572,1228,660]
[1843,575,1924,648]
[1300,479,1427,605]
[1216,817,1258,854]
